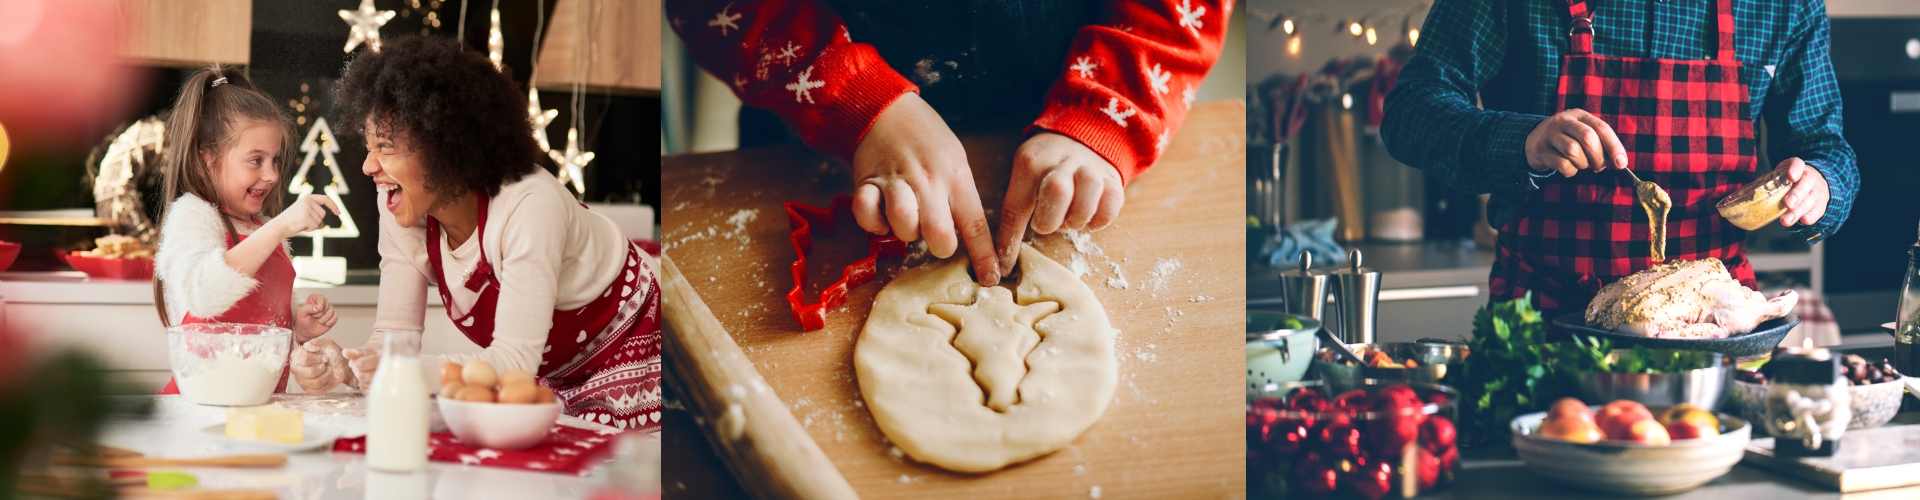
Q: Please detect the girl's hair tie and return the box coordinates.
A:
[211,77,228,88]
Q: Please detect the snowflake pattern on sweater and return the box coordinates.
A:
[667,0,1231,184]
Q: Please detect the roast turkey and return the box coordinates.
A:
[1584,258,1797,339]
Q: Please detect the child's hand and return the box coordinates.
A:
[851,93,999,285]
[341,344,380,390]
[273,194,341,239]
[290,338,350,393]
[994,133,1125,276]
[292,294,337,344]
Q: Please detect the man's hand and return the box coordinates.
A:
[290,338,350,394]
[995,133,1125,276]
[850,93,998,285]
[291,294,337,345]
[1526,109,1630,177]
[1777,158,1830,227]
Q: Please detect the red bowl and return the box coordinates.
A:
[0,241,19,273]
[99,257,154,280]
[62,252,106,279]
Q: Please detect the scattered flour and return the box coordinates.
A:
[1189,295,1215,302]
[1090,485,1102,499]
[725,209,759,238]
[1145,257,1182,294]
[1069,254,1091,279]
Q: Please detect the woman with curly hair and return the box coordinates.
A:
[290,36,659,432]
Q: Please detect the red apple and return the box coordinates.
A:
[1548,397,1596,424]
[1350,459,1394,500]
[1656,404,1721,440]
[1421,415,1457,452]
[1367,386,1427,457]
[1319,422,1365,458]
[1295,453,1339,495]
[1611,417,1673,445]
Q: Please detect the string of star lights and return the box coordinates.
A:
[547,0,598,199]
[339,0,397,53]
[1250,2,1428,55]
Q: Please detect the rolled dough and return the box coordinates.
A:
[854,244,1117,473]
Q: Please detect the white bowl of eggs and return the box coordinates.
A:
[435,360,561,450]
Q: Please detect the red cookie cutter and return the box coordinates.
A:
[785,195,907,331]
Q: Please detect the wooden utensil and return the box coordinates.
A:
[1622,169,1671,262]
[660,255,859,500]
[50,454,286,468]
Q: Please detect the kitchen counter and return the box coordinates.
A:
[66,394,644,499]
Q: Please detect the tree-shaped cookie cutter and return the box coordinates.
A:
[785,195,907,331]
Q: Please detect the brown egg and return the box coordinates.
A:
[535,386,557,404]
[462,360,498,388]
[440,382,465,398]
[501,369,536,388]
[456,385,496,403]
[498,382,539,404]
[439,363,464,386]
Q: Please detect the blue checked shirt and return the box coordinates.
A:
[1381,0,1856,244]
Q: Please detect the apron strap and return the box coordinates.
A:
[1564,0,1595,55]
[426,194,498,294]
[1712,0,1737,62]
[1565,0,1736,61]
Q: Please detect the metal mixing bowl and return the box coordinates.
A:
[1313,341,1468,392]
[1576,349,1729,411]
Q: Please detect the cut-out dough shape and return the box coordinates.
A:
[855,244,1116,473]
[929,288,1060,412]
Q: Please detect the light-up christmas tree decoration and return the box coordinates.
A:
[286,118,360,285]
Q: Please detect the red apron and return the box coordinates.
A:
[1489,0,1760,320]
[160,217,295,395]
[426,195,661,432]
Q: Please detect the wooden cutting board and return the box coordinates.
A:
[661,101,1246,499]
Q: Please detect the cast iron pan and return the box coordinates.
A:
[1551,313,1800,359]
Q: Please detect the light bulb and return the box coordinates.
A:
[1342,94,1353,109]
[1410,29,1420,46]
[1288,36,1302,55]
[1283,19,1294,34]
[1350,22,1363,36]
[1366,28,1378,45]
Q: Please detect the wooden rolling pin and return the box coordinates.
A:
[659,255,860,500]
[51,454,286,468]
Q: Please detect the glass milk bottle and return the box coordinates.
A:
[1895,221,1920,379]
[367,330,429,472]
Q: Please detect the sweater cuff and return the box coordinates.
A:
[798,56,918,161]
[1028,109,1143,185]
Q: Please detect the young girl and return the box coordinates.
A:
[152,67,343,395]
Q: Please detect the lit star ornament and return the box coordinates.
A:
[549,127,594,195]
[527,88,558,152]
[339,0,396,53]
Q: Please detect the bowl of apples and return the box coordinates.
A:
[1248,380,1459,499]
[436,360,562,451]
[1511,398,1751,495]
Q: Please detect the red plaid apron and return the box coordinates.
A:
[427,195,661,433]
[1489,0,1759,319]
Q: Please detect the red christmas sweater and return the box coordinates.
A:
[666,0,1231,185]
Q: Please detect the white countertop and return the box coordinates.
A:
[85,395,653,500]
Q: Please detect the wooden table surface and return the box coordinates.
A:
[661,100,1246,499]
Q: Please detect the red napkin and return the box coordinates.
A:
[333,424,628,476]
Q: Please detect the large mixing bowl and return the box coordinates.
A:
[1313,341,1468,393]
[167,323,291,406]
[1247,310,1319,390]
[1730,377,1909,430]
[1576,349,1729,411]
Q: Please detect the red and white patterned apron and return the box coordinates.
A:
[426,195,661,432]
[160,216,295,395]
[1489,0,1760,320]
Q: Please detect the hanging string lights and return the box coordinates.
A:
[1252,3,1429,55]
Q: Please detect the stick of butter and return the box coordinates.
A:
[226,404,303,443]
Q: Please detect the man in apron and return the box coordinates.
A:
[1382,0,1858,321]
